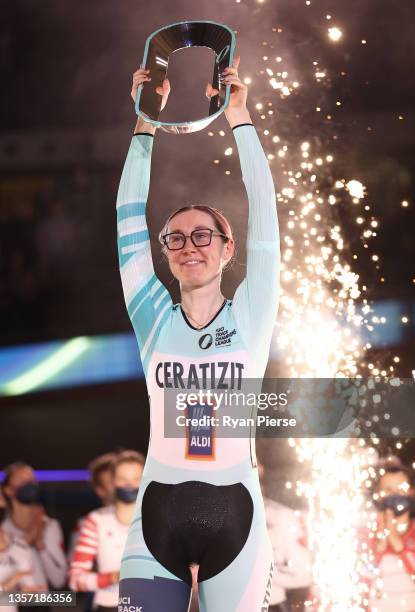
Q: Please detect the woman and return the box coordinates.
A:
[1,462,66,590]
[117,56,280,612]
[0,526,37,612]
[359,459,415,612]
[69,450,145,612]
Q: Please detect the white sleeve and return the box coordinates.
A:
[38,519,67,588]
[231,125,280,375]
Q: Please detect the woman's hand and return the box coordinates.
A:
[131,67,171,111]
[385,508,406,552]
[1,570,30,592]
[25,507,45,547]
[206,56,252,128]
[131,67,171,135]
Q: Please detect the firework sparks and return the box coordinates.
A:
[210,7,406,608]
[328,27,343,42]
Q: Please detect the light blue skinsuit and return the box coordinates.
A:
[116,124,280,612]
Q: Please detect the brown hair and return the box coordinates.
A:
[88,452,118,488]
[159,204,233,240]
[110,450,146,476]
[158,204,235,267]
[1,461,33,507]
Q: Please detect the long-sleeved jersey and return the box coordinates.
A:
[69,505,129,608]
[116,124,280,474]
[1,515,66,589]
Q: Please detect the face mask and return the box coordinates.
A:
[377,494,413,516]
[115,487,139,504]
[15,482,41,505]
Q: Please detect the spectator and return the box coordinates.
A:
[68,452,117,561]
[88,454,117,508]
[69,450,145,612]
[363,457,415,612]
[1,462,67,590]
[258,461,312,612]
[0,526,38,612]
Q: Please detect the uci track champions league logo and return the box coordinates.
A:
[119,596,143,612]
[199,326,236,350]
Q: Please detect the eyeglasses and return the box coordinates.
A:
[161,228,229,251]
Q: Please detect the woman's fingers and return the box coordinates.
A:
[206,83,219,98]
[222,75,246,90]
[155,78,171,96]
[131,68,152,101]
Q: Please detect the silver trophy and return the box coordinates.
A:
[136,20,236,134]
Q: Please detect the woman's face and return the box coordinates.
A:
[163,210,234,289]
[113,461,143,490]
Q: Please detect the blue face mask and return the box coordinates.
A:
[377,494,414,516]
[115,487,139,504]
[15,482,41,505]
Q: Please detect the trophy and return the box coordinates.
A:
[136,20,236,134]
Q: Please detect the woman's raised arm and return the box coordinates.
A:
[116,69,172,374]
[219,58,280,376]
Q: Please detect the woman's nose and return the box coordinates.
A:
[182,238,197,253]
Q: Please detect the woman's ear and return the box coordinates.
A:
[222,238,235,268]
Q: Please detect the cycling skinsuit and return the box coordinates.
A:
[116,124,280,612]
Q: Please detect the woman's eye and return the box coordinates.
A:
[170,234,183,243]
[195,232,209,239]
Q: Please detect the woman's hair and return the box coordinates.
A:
[159,204,232,242]
[158,204,235,269]
[1,461,33,507]
[110,450,146,476]
[88,452,118,488]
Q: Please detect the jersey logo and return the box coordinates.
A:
[214,326,236,346]
[199,333,213,349]
[185,398,216,460]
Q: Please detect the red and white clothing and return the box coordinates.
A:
[1,515,66,589]
[0,534,36,612]
[367,521,415,612]
[69,505,129,608]
[264,498,312,607]
[67,516,86,563]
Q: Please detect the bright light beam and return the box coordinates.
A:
[1,337,91,396]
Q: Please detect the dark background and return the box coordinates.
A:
[1,0,414,517]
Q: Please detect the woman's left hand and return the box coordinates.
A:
[206,56,251,127]
[222,57,247,112]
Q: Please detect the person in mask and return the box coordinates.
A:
[69,450,145,612]
[68,452,117,561]
[1,462,66,590]
[68,453,118,612]
[362,457,415,612]
[0,526,38,612]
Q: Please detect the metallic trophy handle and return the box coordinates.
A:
[135,20,236,134]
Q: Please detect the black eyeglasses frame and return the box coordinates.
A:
[161,228,229,251]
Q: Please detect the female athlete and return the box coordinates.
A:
[116,56,280,612]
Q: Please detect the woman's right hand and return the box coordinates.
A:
[1,570,30,592]
[131,67,171,111]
